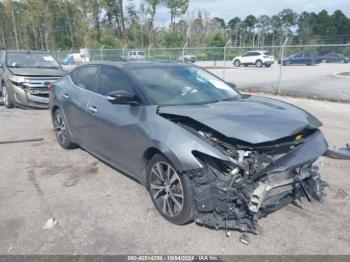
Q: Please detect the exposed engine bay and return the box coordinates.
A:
[162,114,329,235]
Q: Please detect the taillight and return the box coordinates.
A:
[48,83,55,93]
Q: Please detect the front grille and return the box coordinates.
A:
[21,76,61,88]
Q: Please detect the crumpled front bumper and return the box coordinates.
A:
[8,82,50,109]
[188,130,329,234]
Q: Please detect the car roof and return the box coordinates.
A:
[245,50,269,53]
[76,60,191,69]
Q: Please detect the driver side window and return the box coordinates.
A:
[97,66,135,97]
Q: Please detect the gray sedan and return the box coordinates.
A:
[49,61,329,235]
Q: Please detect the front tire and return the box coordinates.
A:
[2,85,14,108]
[146,154,194,225]
[53,109,75,149]
[234,60,241,67]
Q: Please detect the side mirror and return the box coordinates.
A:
[226,82,236,89]
[107,90,138,105]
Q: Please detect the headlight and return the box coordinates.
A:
[9,75,26,84]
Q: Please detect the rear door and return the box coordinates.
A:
[62,65,99,146]
[85,65,146,173]
[293,54,304,64]
[251,52,261,63]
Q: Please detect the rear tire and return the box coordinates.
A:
[266,64,271,68]
[146,154,194,225]
[255,60,263,67]
[53,109,76,149]
[234,60,241,67]
[2,85,14,109]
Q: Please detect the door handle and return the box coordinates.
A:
[88,105,98,114]
[63,93,70,99]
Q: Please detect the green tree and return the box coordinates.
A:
[332,10,350,43]
[278,8,298,36]
[145,0,161,30]
[164,0,189,31]
[206,32,227,65]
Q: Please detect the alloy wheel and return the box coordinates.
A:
[54,111,67,145]
[149,162,184,217]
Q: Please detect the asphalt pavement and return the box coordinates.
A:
[205,63,350,102]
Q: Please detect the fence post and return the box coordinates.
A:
[148,44,153,60]
[100,45,104,60]
[277,37,289,96]
[123,44,127,59]
[182,42,188,63]
[223,40,232,80]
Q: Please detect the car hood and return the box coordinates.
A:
[158,96,321,144]
[8,68,65,77]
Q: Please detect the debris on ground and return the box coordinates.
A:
[325,144,350,160]
[239,233,249,245]
[43,217,58,229]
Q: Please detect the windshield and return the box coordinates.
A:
[130,66,240,106]
[6,52,60,69]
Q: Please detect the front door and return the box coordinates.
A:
[62,65,99,146]
[85,65,146,174]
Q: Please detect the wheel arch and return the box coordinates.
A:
[143,147,164,168]
[142,146,177,188]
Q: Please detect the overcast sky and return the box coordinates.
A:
[133,0,350,24]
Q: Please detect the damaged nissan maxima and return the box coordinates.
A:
[50,61,330,235]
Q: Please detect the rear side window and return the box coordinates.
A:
[263,51,272,56]
[97,66,135,96]
[73,66,98,92]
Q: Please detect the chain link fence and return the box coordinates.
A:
[50,43,350,102]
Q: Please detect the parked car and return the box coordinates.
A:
[279,53,319,66]
[0,50,65,109]
[63,53,90,65]
[125,51,145,61]
[50,61,330,235]
[178,54,197,63]
[233,50,274,67]
[319,53,349,63]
